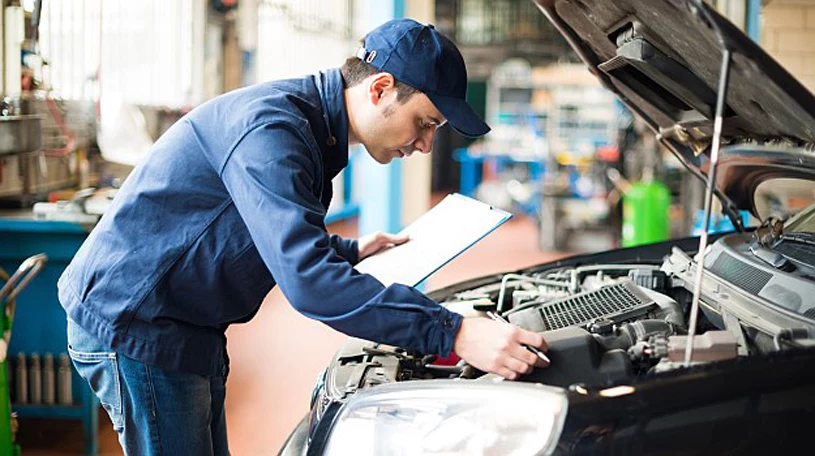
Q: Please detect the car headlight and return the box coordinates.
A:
[323,380,568,456]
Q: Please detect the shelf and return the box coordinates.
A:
[12,403,87,419]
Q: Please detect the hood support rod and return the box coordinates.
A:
[685,1,731,367]
[685,45,732,366]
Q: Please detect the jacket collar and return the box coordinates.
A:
[314,68,350,173]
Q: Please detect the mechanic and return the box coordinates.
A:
[58,19,549,455]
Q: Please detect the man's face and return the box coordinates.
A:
[357,74,447,164]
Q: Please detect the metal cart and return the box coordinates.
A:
[0,253,47,455]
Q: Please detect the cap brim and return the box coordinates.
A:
[427,93,491,138]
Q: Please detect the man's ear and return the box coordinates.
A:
[367,73,395,106]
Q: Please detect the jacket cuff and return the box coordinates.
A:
[330,235,359,265]
[344,238,359,265]
[434,309,463,357]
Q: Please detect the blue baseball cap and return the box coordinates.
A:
[356,19,491,138]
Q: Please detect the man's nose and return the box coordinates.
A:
[413,127,436,154]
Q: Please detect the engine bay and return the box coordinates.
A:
[326,232,815,396]
[430,256,714,388]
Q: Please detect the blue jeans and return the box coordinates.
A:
[67,319,230,455]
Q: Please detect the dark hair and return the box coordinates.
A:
[340,57,418,103]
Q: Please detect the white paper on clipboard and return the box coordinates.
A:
[354,194,512,287]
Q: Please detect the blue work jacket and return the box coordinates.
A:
[58,69,463,376]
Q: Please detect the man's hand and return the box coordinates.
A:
[357,231,409,261]
[453,317,549,380]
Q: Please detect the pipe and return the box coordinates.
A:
[496,274,569,312]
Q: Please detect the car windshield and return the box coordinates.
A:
[754,178,815,231]
[784,202,815,234]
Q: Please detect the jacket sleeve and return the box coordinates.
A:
[328,234,359,265]
[219,123,462,356]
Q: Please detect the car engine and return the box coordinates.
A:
[434,258,710,387]
[321,232,815,404]
[422,259,697,386]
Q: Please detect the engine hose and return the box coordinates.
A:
[773,328,810,351]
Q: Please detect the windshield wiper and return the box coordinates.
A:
[748,241,795,271]
[779,232,815,246]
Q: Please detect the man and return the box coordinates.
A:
[60,18,548,455]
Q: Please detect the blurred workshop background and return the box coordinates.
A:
[0,0,814,454]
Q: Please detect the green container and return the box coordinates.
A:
[622,181,671,247]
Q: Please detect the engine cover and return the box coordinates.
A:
[520,326,633,387]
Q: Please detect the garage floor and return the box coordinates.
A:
[18,207,568,455]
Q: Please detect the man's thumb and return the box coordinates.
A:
[391,233,410,244]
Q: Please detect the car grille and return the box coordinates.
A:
[538,281,656,330]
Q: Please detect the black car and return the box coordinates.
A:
[281,0,815,454]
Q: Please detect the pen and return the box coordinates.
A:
[486,311,551,364]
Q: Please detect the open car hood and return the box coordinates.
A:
[533,0,815,219]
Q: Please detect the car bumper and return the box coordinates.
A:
[278,415,309,456]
